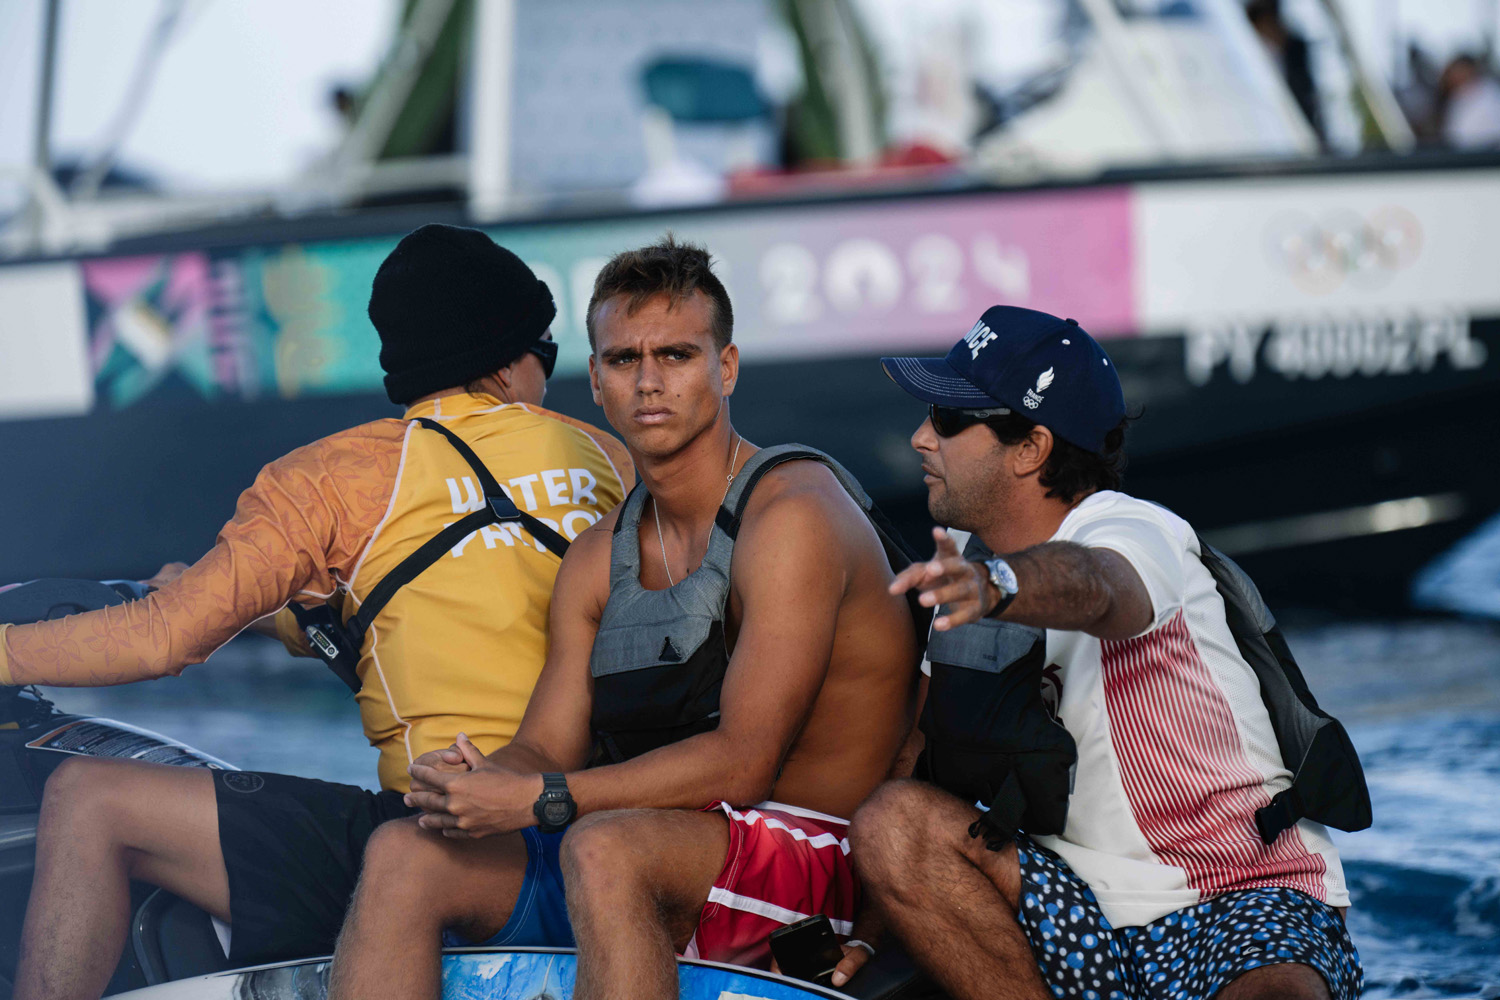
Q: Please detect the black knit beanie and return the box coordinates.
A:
[369,224,557,404]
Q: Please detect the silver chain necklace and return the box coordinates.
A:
[653,433,742,586]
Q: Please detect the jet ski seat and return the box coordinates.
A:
[130,890,233,985]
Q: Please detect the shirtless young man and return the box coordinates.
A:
[326,237,922,1000]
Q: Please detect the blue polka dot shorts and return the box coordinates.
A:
[1014,834,1363,1000]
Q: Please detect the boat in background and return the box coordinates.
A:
[2,0,1495,613]
[1,151,1497,612]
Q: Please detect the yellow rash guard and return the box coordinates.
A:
[0,393,633,791]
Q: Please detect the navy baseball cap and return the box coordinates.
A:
[881,305,1126,454]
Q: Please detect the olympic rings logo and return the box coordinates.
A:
[1263,206,1423,295]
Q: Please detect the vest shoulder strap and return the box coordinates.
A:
[711,443,928,636]
[606,483,652,590]
[295,417,571,694]
[712,444,874,541]
[1195,534,1372,844]
[347,418,570,640]
[598,443,927,648]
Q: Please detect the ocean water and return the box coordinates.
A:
[44,617,1500,998]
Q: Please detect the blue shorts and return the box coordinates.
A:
[441,828,574,949]
[1014,834,1363,1000]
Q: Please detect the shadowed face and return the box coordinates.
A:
[588,291,738,459]
[506,330,552,406]
[910,414,1014,533]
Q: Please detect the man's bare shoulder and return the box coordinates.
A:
[592,502,625,537]
[737,458,869,549]
[555,504,619,594]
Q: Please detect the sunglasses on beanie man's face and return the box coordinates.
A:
[528,338,558,379]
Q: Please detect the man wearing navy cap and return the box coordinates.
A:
[840,307,1363,1000]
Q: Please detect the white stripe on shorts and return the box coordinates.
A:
[705,886,855,937]
[722,805,851,855]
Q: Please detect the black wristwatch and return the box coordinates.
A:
[533,773,577,833]
[982,556,1020,618]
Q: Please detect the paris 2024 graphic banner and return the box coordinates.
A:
[2,167,1497,422]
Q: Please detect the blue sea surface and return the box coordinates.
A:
[48,617,1500,998]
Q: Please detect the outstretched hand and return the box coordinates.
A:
[405,733,543,839]
[888,527,997,631]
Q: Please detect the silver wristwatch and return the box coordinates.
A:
[983,556,1019,618]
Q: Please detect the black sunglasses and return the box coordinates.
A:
[528,339,558,379]
[928,404,1012,438]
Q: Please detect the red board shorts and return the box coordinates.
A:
[685,800,859,969]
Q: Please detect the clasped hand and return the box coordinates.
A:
[888,527,998,631]
[405,733,542,839]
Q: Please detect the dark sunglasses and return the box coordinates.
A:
[528,339,558,379]
[928,404,1012,438]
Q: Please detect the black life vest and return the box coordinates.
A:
[588,444,925,765]
[917,535,1077,849]
[921,531,1372,850]
[1196,535,1372,845]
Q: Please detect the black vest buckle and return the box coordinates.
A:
[1254,786,1304,846]
[967,766,1026,851]
[489,494,523,522]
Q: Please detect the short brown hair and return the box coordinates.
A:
[585,235,733,352]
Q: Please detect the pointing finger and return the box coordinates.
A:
[933,528,961,560]
[888,561,927,595]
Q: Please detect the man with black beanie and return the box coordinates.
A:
[7,224,633,1000]
[371,223,560,404]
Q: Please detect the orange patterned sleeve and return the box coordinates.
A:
[0,421,403,688]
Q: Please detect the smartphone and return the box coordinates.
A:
[768,914,845,987]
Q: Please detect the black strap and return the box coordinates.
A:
[288,602,364,694]
[716,448,827,540]
[343,419,572,642]
[969,767,1026,852]
[415,418,572,555]
[345,508,498,643]
[296,418,574,691]
[1254,786,1304,846]
[415,418,507,498]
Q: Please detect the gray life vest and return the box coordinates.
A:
[921,531,1372,850]
[587,444,926,765]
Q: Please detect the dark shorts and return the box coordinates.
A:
[214,769,415,965]
[1014,834,1363,1000]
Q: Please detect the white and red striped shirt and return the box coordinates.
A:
[937,492,1348,928]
